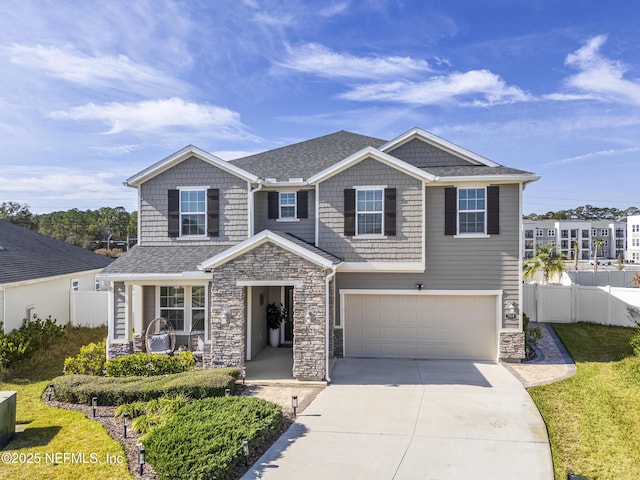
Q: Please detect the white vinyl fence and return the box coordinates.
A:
[523,283,640,327]
[70,291,108,327]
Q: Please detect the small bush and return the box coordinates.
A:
[523,313,542,348]
[0,316,65,368]
[116,394,190,434]
[64,338,106,375]
[52,368,239,405]
[144,396,283,480]
[104,351,195,377]
[628,307,640,356]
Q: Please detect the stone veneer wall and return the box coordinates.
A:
[107,341,133,359]
[334,329,344,358]
[499,331,525,362]
[209,241,328,380]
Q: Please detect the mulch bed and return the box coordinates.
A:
[42,385,293,480]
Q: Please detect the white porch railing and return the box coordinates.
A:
[523,283,640,327]
[70,290,108,327]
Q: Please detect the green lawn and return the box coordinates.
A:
[529,323,640,480]
[0,326,132,480]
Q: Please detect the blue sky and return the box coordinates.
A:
[0,0,638,215]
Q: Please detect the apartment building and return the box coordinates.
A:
[627,215,640,263]
[522,219,627,261]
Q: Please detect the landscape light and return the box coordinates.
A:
[242,440,249,465]
[92,397,98,418]
[47,383,54,401]
[292,395,298,417]
[123,413,129,439]
[241,366,246,385]
[225,388,230,397]
[138,444,145,475]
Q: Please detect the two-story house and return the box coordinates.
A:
[99,128,539,380]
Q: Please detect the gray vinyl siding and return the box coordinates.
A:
[0,289,4,325]
[387,138,471,168]
[139,156,248,246]
[336,183,522,329]
[318,157,423,262]
[254,189,315,243]
[113,282,126,340]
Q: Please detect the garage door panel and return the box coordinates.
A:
[344,294,497,361]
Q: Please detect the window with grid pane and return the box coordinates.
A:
[356,189,383,235]
[160,286,185,331]
[458,188,485,234]
[279,192,296,218]
[180,190,206,236]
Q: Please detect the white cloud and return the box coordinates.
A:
[49,98,246,136]
[281,43,430,79]
[340,70,530,106]
[8,43,182,95]
[319,2,350,17]
[560,35,640,106]
[543,147,640,167]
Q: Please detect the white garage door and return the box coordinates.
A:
[344,293,497,361]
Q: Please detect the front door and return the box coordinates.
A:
[283,286,294,344]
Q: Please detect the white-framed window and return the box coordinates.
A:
[571,229,578,238]
[582,230,589,238]
[536,229,544,237]
[633,239,640,247]
[279,192,296,219]
[524,230,534,239]
[356,188,383,235]
[180,189,206,236]
[601,229,609,236]
[633,225,640,233]
[71,278,79,291]
[458,187,485,234]
[548,229,556,237]
[158,285,207,333]
[634,252,640,261]
[591,229,598,236]
[561,230,569,238]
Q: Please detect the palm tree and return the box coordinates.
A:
[572,239,580,271]
[523,244,566,284]
[592,237,604,273]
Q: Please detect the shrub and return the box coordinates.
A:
[144,397,283,480]
[0,316,65,368]
[52,368,239,405]
[64,338,106,375]
[628,307,640,356]
[523,313,542,348]
[116,394,190,434]
[104,351,195,377]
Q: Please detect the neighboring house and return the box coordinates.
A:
[0,220,113,334]
[99,128,538,380]
[522,219,627,261]
[627,215,640,263]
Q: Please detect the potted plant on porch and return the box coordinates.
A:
[266,302,286,347]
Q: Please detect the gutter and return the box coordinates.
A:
[248,180,264,236]
[325,264,338,384]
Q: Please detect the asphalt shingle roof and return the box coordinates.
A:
[100,245,230,274]
[230,130,387,181]
[424,165,536,177]
[0,221,113,284]
[275,231,342,265]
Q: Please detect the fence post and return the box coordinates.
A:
[608,285,612,325]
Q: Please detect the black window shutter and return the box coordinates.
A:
[444,187,457,235]
[384,188,396,236]
[207,189,220,237]
[487,186,499,235]
[168,189,180,237]
[297,190,308,219]
[268,191,278,219]
[344,189,356,236]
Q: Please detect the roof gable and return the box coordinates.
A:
[126,145,259,188]
[0,221,113,285]
[382,128,499,167]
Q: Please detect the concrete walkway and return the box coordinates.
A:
[241,358,553,480]
[503,322,577,388]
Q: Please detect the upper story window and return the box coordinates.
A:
[458,188,485,234]
[582,230,589,238]
[600,229,609,236]
[571,229,578,238]
[591,229,598,236]
[181,190,206,236]
[524,230,534,238]
[356,189,383,235]
[444,186,498,236]
[548,229,556,237]
[561,230,568,238]
[168,188,219,239]
[279,192,296,219]
[633,225,640,233]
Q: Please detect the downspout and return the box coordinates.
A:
[325,264,338,384]
[248,181,264,237]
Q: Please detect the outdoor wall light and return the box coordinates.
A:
[47,383,54,401]
[292,395,299,417]
[416,283,424,290]
[305,309,315,320]
[92,396,98,418]
[123,413,129,439]
[221,308,231,323]
[137,444,146,475]
[504,301,518,320]
[242,440,250,465]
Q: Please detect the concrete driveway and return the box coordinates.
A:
[241,358,553,480]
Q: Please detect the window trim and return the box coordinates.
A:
[278,191,298,222]
[457,187,487,235]
[178,187,208,239]
[355,186,384,237]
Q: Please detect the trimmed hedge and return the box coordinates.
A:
[104,351,195,377]
[52,368,239,405]
[144,396,283,480]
